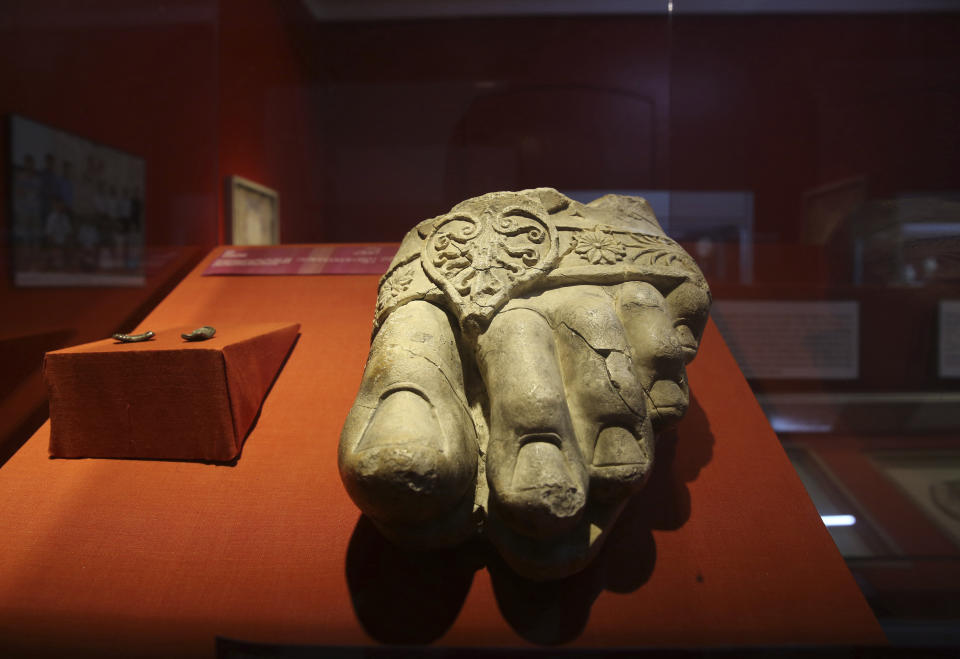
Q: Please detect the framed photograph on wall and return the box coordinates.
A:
[8,115,146,286]
[228,176,279,245]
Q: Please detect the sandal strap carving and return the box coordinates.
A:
[374,188,708,337]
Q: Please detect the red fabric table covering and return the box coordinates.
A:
[0,245,884,657]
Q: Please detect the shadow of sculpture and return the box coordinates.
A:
[345,514,485,644]
[488,393,715,644]
[345,393,714,645]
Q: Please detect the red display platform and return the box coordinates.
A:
[44,323,299,461]
[0,246,884,657]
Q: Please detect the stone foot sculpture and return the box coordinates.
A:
[339,188,710,581]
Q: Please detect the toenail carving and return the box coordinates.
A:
[593,427,647,467]
[517,432,563,450]
[340,188,710,580]
[512,442,573,493]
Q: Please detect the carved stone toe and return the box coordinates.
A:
[490,437,587,539]
[340,390,469,525]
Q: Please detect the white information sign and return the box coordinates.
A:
[712,300,859,380]
[940,300,960,378]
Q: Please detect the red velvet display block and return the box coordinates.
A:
[43,322,299,461]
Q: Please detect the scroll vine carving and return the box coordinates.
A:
[422,209,558,327]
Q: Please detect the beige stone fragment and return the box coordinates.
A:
[339,188,710,580]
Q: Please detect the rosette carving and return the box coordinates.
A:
[572,226,626,264]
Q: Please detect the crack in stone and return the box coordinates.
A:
[495,305,552,328]
[637,384,666,424]
[475,305,649,425]
[395,345,476,428]
[556,321,645,420]
[557,321,628,359]
[380,252,421,280]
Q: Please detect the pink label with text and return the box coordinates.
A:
[203,245,398,276]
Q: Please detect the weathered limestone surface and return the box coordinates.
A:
[339,188,711,580]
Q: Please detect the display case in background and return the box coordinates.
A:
[1,0,959,651]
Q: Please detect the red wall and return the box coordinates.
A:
[3,8,958,253]
[670,14,960,243]
[0,0,220,458]
[0,0,223,347]
[298,16,673,242]
[207,11,959,245]
[216,0,320,244]
[0,0,220,248]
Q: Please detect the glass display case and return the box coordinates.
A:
[1,0,958,652]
